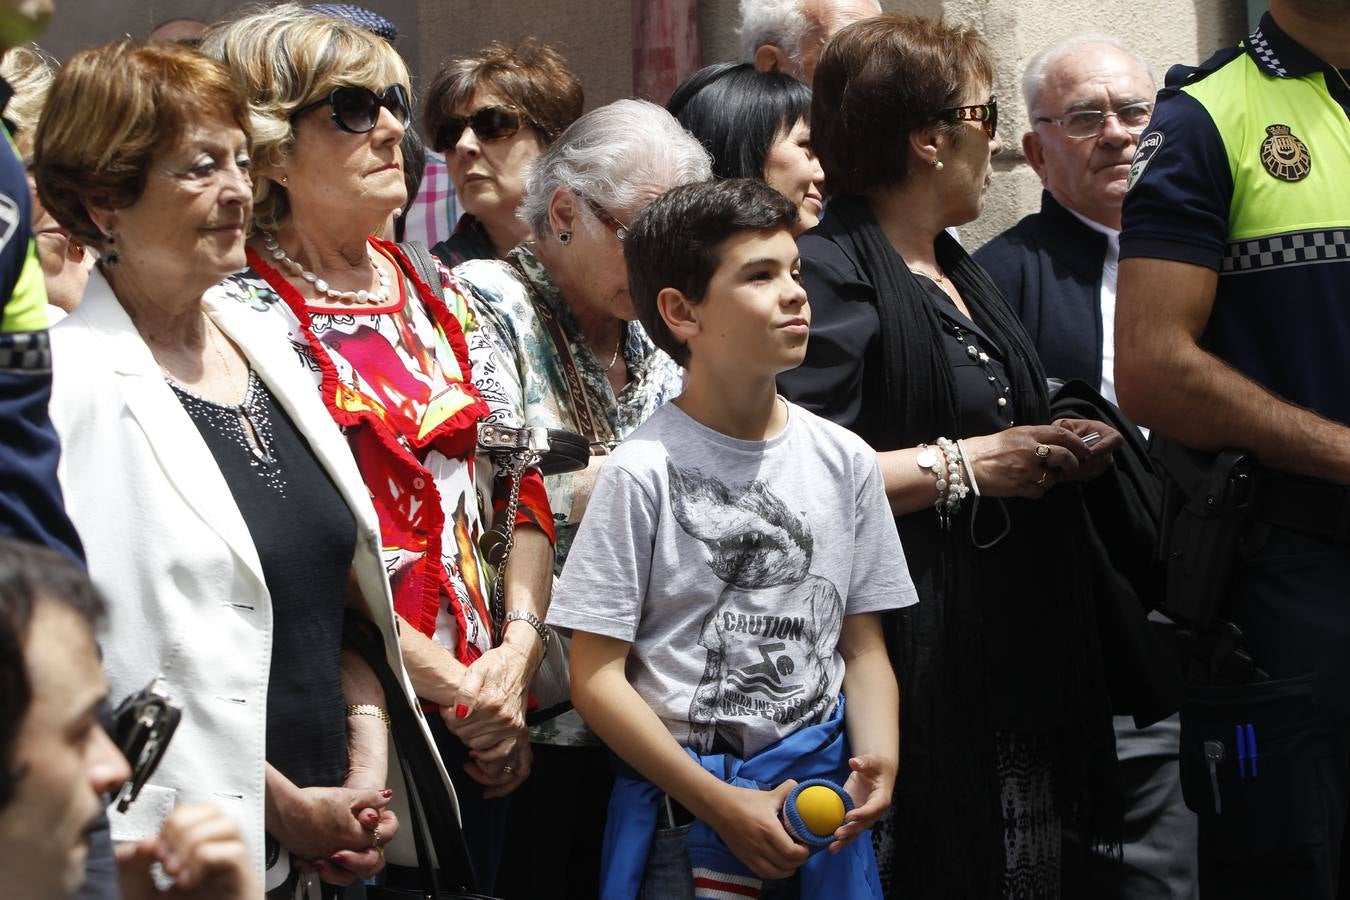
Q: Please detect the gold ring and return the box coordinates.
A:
[372,823,382,850]
[1034,444,1052,461]
[1035,472,1049,486]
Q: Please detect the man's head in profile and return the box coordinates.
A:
[0,539,129,900]
[739,0,881,83]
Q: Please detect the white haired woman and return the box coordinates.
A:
[201,5,558,886]
[453,98,711,899]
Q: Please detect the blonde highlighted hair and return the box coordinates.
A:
[0,45,56,155]
[200,2,411,233]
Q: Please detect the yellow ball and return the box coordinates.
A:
[795,785,847,837]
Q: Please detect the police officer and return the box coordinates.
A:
[0,0,81,561]
[1116,0,1350,896]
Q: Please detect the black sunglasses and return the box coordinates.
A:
[437,105,542,150]
[292,84,411,134]
[941,96,998,139]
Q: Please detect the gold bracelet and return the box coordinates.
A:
[346,704,391,730]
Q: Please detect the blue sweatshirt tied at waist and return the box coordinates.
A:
[599,696,882,899]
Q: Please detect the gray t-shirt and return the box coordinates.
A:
[549,400,918,757]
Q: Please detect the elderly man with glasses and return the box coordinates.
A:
[976,35,1156,409]
[975,35,1200,900]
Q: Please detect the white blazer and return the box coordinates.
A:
[50,269,455,885]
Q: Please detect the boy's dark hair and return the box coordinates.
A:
[625,178,798,367]
[0,540,105,810]
[666,62,812,183]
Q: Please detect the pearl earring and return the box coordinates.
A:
[932,160,944,171]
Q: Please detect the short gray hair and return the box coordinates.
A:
[519,99,712,239]
[1022,34,1155,123]
[738,0,810,65]
[737,0,882,64]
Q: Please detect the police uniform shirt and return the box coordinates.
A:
[0,75,83,561]
[1120,13,1350,428]
[0,79,46,332]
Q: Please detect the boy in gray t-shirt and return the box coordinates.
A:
[550,180,917,897]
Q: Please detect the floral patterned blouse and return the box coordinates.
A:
[454,243,685,745]
[209,238,554,673]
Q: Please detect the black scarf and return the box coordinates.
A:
[824,195,1120,898]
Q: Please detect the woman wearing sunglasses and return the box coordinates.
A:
[452,99,710,899]
[666,62,825,236]
[422,40,583,268]
[37,40,421,897]
[776,16,1125,899]
[203,5,559,887]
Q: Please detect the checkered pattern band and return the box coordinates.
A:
[0,329,51,372]
[1247,28,1289,77]
[1222,229,1350,273]
[402,154,461,249]
[309,3,398,41]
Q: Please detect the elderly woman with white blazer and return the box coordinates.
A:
[35,41,448,898]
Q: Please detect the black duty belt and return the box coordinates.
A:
[1257,470,1350,543]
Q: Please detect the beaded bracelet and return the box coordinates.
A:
[935,436,970,529]
[917,443,947,510]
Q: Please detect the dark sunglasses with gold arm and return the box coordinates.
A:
[292,84,412,134]
[940,95,998,139]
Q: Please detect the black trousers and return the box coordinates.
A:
[1180,524,1350,900]
[494,742,613,900]
[383,712,512,894]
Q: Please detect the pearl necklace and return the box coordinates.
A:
[949,323,1015,425]
[262,234,391,305]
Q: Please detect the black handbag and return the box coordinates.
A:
[345,616,501,900]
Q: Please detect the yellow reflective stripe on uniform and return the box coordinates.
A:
[0,130,48,333]
[1182,52,1350,242]
[1,240,49,332]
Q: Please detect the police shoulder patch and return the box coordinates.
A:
[1259,124,1311,182]
[1126,131,1165,192]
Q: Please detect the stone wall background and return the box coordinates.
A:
[41,0,1246,247]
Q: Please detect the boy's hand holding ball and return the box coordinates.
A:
[707,780,810,880]
[829,754,895,853]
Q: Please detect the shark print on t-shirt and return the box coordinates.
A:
[669,460,843,756]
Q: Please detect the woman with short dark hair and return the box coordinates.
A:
[779,15,1126,899]
[423,39,584,266]
[666,62,824,234]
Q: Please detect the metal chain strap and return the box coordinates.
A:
[488,447,539,644]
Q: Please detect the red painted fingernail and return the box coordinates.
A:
[455,704,469,719]
[381,789,393,798]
